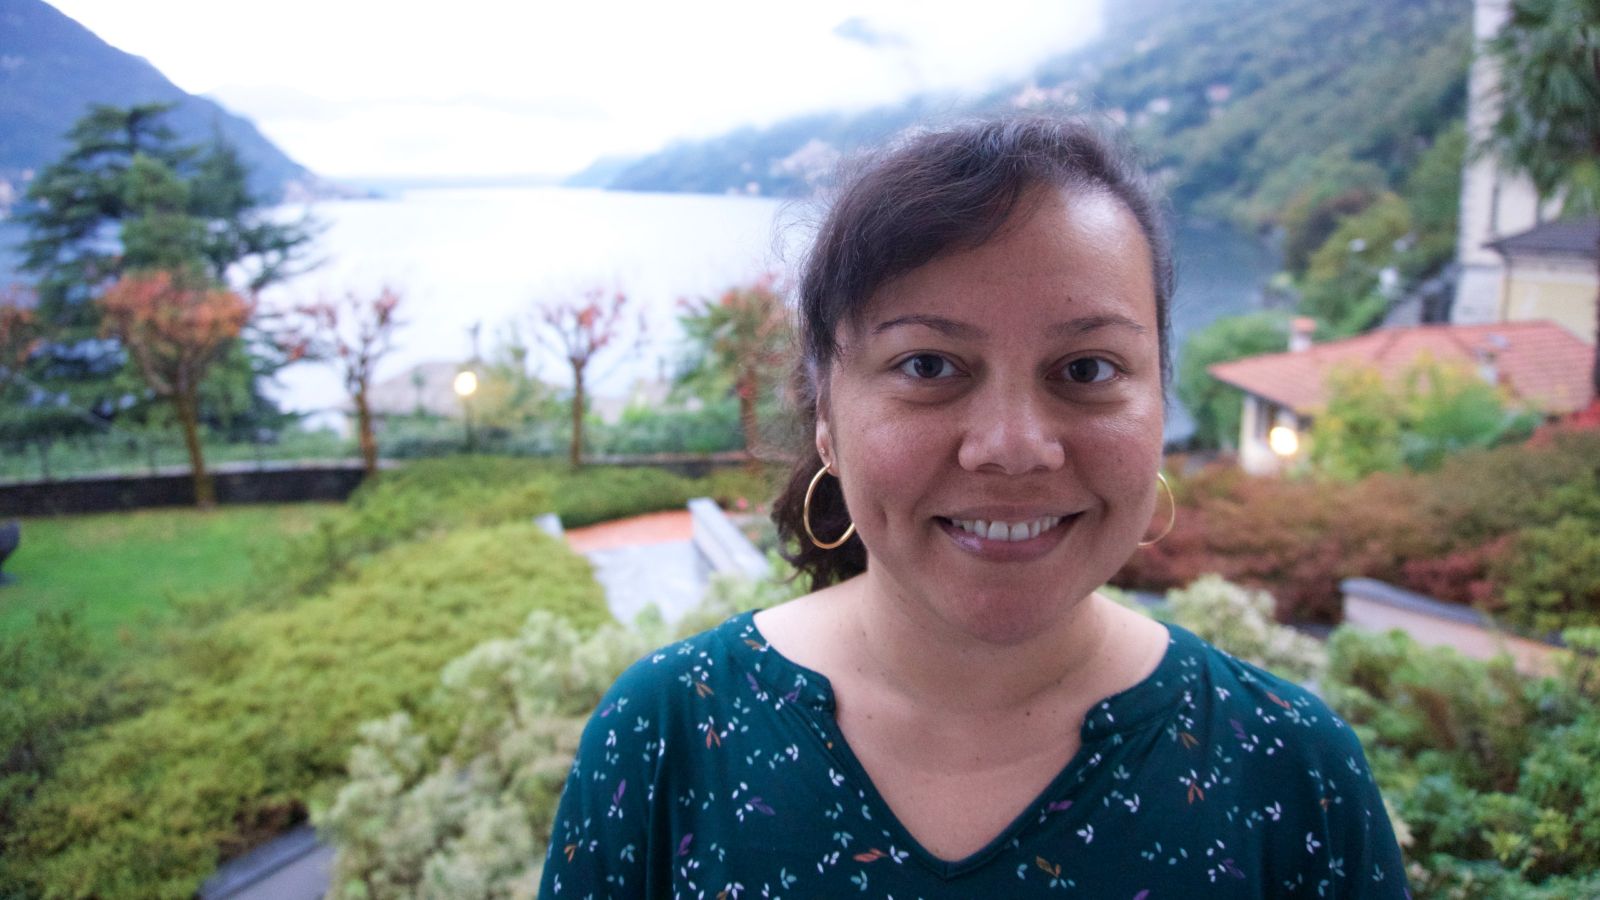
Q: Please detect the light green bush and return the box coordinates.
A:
[1324,627,1600,893]
[3,523,608,899]
[1159,574,1327,683]
[318,552,790,898]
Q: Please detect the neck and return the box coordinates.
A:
[839,568,1125,715]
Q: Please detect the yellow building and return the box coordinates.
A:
[1488,219,1599,344]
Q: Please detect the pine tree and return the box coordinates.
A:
[13,102,315,450]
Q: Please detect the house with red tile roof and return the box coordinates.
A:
[1208,318,1595,474]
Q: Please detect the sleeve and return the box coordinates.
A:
[538,663,666,900]
[1316,718,1410,898]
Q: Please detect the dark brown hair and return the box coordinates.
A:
[773,116,1174,589]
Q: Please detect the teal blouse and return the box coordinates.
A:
[540,612,1408,898]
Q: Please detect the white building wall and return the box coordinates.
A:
[1453,0,1549,324]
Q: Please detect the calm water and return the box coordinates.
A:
[7,187,1278,441]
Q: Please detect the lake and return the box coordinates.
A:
[10,186,1280,441]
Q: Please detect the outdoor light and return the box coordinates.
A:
[1268,425,1300,458]
[454,369,479,452]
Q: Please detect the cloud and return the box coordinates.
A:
[831,16,909,49]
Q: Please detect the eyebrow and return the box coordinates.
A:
[870,312,1148,339]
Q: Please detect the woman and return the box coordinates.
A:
[539,118,1407,898]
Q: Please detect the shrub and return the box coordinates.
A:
[257,457,752,602]
[1115,464,1434,622]
[1157,575,1326,682]
[1323,627,1600,891]
[1497,518,1600,634]
[2,523,609,899]
[318,556,779,897]
[1413,431,1600,546]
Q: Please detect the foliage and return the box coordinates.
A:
[1270,155,1389,275]
[1488,0,1600,216]
[468,323,561,435]
[0,522,610,899]
[1488,0,1600,396]
[1310,357,1536,480]
[1115,463,1434,622]
[676,276,793,458]
[607,0,1470,236]
[1324,627,1600,893]
[534,287,640,467]
[0,611,127,869]
[1174,312,1289,449]
[1398,122,1468,278]
[1155,575,1326,683]
[259,457,756,603]
[589,397,743,456]
[99,270,254,506]
[0,426,348,482]
[285,287,405,476]
[14,103,314,449]
[0,284,40,397]
[1295,192,1413,336]
[1498,517,1600,634]
[317,546,785,897]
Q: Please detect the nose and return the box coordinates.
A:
[956,385,1067,475]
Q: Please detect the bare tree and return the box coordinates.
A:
[287,287,404,477]
[535,287,637,467]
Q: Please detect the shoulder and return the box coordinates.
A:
[1169,624,1360,751]
[591,612,752,720]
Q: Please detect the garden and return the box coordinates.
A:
[0,430,1596,897]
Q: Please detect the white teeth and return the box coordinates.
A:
[951,515,1066,542]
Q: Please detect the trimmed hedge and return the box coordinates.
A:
[1115,431,1600,627]
[3,523,609,898]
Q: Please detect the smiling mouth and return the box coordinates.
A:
[941,515,1071,543]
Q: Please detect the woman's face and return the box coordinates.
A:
[817,185,1165,646]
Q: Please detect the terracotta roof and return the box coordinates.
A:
[1487,217,1599,259]
[1208,321,1595,416]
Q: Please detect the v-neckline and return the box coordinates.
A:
[727,611,1187,880]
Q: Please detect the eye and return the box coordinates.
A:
[1062,357,1118,384]
[897,353,958,379]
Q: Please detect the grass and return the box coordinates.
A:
[0,504,332,651]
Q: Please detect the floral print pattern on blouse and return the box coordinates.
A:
[540,612,1408,899]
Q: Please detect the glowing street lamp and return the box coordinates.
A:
[1268,424,1300,459]
[454,369,478,452]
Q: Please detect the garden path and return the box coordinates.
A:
[566,510,706,624]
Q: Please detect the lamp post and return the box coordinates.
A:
[453,369,478,453]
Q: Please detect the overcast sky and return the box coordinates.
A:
[47,0,1103,179]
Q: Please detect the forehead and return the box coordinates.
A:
[853,187,1158,340]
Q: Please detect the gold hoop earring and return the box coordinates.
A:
[802,465,856,550]
[1138,472,1176,548]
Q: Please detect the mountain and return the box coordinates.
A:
[0,0,314,210]
[594,0,1470,229]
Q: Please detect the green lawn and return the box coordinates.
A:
[0,504,332,649]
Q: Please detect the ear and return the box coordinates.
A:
[815,412,835,473]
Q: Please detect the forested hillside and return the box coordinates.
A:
[0,0,310,206]
[602,0,1470,230]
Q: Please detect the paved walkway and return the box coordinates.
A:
[567,510,705,624]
